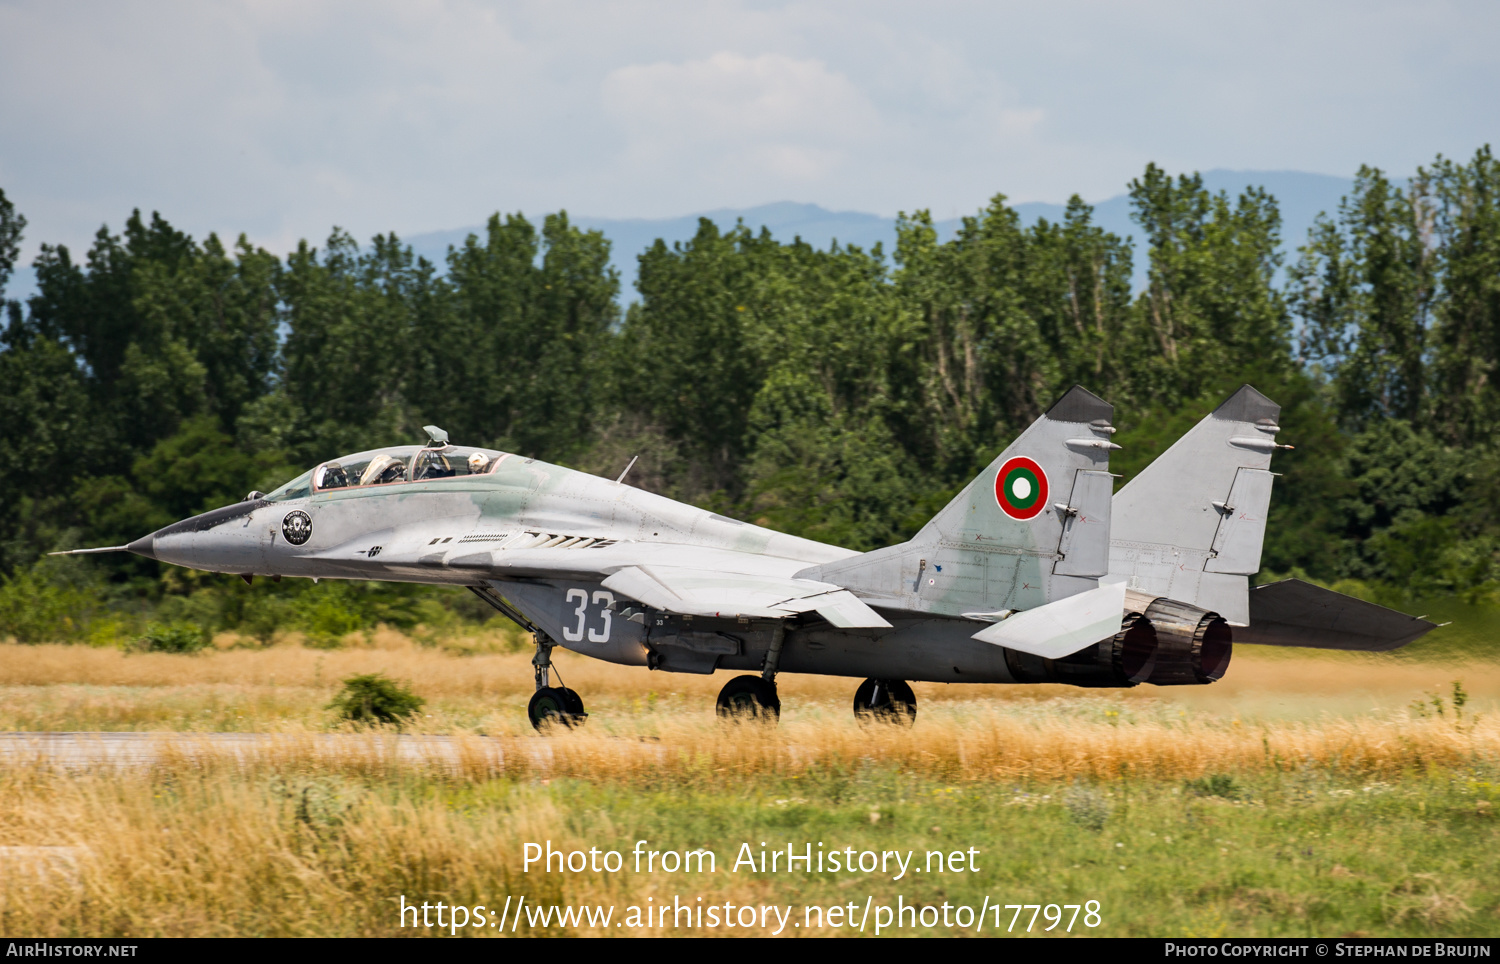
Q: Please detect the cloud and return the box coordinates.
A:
[0,0,1497,268]
[603,51,879,183]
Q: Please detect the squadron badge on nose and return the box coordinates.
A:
[282,510,313,546]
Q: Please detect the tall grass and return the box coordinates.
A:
[3,640,1498,937]
[2,641,1497,781]
[1,757,1496,937]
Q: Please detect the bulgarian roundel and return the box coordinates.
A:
[995,457,1048,520]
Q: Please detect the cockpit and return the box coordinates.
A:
[263,428,506,503]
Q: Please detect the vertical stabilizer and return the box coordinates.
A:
[799,386,1120,617]
[1110,385,1287,624]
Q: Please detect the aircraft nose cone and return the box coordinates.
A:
[126,533,157,560]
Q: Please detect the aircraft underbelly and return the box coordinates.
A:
[779,619,1019,684]
[495,579,650,667]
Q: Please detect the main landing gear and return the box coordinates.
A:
[853,678,916,726]
[527,632,587,731]
[716,675,781,721]
[716,620,786,722]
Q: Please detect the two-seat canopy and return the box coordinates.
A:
[264,444,505,502]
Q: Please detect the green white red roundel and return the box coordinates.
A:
[995,456,1048,520]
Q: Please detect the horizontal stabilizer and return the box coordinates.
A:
[972,582,1126,659]
[1239,579,1437,652]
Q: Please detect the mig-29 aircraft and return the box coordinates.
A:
[57,386,1436,729]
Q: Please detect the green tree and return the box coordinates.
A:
[1023,196,1136,401]
[1288,167,1435,429]
[0,187,24,302]
[1425,146,1500,447]
[619,220,772,497]
[432,212,618,460]
[279,230,429,459]
[1128,166,1291,407]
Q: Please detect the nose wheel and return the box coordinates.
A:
[716,675,781,722]
[527,686,587,730]
[853,678,916,726]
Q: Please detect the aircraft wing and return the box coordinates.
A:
[440,545,892,628]
[602,566,891,628]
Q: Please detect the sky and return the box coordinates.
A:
[1,0,1497,269]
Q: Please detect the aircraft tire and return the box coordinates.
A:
[853,678,916,727]
[528,686,587,731]
[715,675,781,723]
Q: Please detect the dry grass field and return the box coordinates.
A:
[1,635,1498,937]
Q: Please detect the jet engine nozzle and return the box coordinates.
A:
[1138,597,1232,685]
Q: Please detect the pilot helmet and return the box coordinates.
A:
[467,452,490,473]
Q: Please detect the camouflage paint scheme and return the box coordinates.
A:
[104,385,1435,690]
[118,389,1119,684]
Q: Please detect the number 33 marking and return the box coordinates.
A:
[563,588,613,643]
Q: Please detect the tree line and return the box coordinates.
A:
[0,147,1496,641]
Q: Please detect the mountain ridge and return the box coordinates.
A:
[403,169,1357,296]
[0,170,1359,304]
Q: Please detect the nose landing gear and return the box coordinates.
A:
[528,632,585,731]
[465,586,590,733]
[853,677,916,726]
[527,685,586,730]
[527,631,587,731]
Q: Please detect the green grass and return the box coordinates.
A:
[7,762,1495,937]
[515,768,1500,937]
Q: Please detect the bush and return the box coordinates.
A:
[0,559,103,643]
[327,673,425,726]
[133,622,212,654]
[1063,784,1113,830]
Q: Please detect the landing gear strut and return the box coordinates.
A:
[528,632,586,731]
[853,678,916,726]
[464,586,589,732]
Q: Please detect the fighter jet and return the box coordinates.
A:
[56,387,1436,729]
